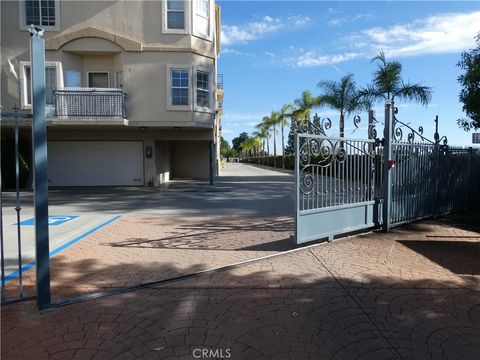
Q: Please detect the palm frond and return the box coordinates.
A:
[393,82,432,106]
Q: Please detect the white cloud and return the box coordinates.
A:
[288,15,312,28]
[327,13,372,27]
[222,48,256,58]
[223,111,265,122]
[293,51,360,67]
[221,14,312,45]
[286,11,480,68]
[355,11,480,58]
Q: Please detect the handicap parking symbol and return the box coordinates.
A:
[15,215,79,226]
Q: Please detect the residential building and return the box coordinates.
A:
[0,0,223,187]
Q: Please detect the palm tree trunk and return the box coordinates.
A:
[263,139,265,165]
[340,113,345,138]
[266,135,270,166]
[273,125,277,168]
[281,122,285,170]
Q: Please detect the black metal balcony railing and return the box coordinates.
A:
[54,87,126,118]
[217,74,224,90]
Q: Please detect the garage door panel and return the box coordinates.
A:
[48,141,144,186]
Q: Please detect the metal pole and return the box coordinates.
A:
[382,100,393,232]
[30,26,51,310]
[14,107,24,297]
[294,133,299,244]
[0,109,5,301]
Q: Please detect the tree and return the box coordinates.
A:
[220,137,232,160]
[317,74,370,138]
[278,104,294,168]
[359,50,432,108]
[285,120,296,155]
[457,33,480,131]
[267,111,280,168]
[253,129,267,163]
[256,116,271,158]
[232,132,249,154]
[240,136,262,160]
[292,90,321,121]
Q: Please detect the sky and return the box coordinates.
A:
[217,0,480,151]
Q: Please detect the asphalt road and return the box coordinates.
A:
[1,163,294,278]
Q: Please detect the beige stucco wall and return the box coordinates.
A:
[1,0,220,184]
[1,0,218,127]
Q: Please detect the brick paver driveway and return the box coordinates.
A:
[3,163,296,300]
[2,211,480,359]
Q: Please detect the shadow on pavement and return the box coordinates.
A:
[2,257,480,360]
[399,240,480,276]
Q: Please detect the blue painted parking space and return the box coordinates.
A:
[14,215,79,226]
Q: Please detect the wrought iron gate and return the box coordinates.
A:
[389,111,480,227]
[294,105,480,245]
[294,114,383,244]
[0,108,35,304]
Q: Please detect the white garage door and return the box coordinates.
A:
[48,141,144,186]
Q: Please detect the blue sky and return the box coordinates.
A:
[217,1,480,150]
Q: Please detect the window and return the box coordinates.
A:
[196,70,210,108]
[19,0,60,30]
[162,0,189,34]
[167,0,185,30]
[193,0,210,39]
[171,69,189,106]
[87,72,109,88]
[20,61,63,109]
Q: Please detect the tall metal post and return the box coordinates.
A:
[382,100,393,232]
[14,107,24,297]
[30,27,51,310]
[0,109,5,301]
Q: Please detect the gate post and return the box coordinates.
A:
[382,100,393,232]
[30,27,51,310]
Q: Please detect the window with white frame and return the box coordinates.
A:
[166,0,185,30]
[194,0,210,38]
[196,70,210,109]
[20,0,60,30]
[171,68,189,106]
[20,61,63,109]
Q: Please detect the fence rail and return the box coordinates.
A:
[54,87,126,118]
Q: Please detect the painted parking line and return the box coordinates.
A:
[13,215,79,226]
[3,215,122,283]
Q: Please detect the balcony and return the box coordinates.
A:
[53,87,126,118]
[217,74,224,90]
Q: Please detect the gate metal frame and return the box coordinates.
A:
[294,103,480,244]
[294,114,382,244]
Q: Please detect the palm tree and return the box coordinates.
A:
[251,136,263,159]
[317,74,370,138]
[292,90,321,121]
[253,129,267,164]
[256,116,271,163]
[278,103,294,169]
[267,111,280,168]
[359,50,432,108]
